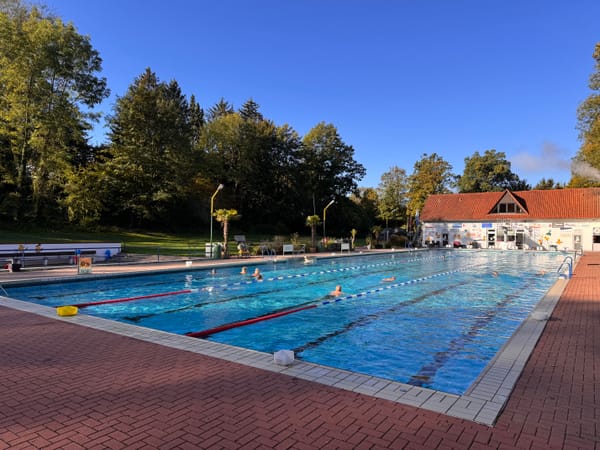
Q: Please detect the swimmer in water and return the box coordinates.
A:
[240,266,248,275]
[382,276,396,282]
[329,285,342,297]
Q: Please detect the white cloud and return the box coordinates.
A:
[510,142,572,173]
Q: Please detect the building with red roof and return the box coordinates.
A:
[419,188,600,251]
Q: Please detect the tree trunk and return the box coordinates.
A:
[222,220,229,258]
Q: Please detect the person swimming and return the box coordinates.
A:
[382,276,396,282]
[240,266,248,275]
[252,268,261,278]
[329,285,342,297]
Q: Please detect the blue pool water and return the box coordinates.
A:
[6,250,563,394]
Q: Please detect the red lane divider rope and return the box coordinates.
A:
[186,304,318,338]
[69,289,194,308]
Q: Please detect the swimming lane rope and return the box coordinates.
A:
[185,263,482,339]
[66,289,198,308]
[198,253,458,293]
[65,254,459,310]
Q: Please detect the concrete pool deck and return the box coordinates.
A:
[1,251,598,448]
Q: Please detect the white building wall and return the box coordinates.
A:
[421,221,599,252]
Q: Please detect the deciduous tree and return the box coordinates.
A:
[457,149,528,193]
[298,122,366,219]
[0,1,108,222]
[377,166,408,228]
[406,153,454,217]
[572,42,600,187]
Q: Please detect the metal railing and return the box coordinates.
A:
[556,256,573,279]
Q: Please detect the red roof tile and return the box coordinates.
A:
[420,188,600,222]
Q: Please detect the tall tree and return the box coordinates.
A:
[350,187,378,229]
[571,42,600,187]
[298,122,366,220]
[207,98,234,122]
[406,153,454,217]
[188,94,205,148]
[457,149,529,193]
[377,166,408,227]
[533,178,563,190]
[239,98,263,122]
[199,102,303,231]
[0,2,108,222]
[100,68,195,227]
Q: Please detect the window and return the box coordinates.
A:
[493,202,522,214]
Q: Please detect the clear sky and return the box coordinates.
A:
[47,0,600,188]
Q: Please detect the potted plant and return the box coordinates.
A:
[305,215,321,252]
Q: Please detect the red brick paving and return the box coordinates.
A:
[1,254,599,449]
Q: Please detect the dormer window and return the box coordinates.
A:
[489,190,527,215]
[495,202,523,213]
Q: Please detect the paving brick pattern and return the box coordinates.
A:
[1,254,598,449]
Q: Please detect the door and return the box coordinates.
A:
[574,233,582,251]
[487,230,496,248]
[516,230,524,249]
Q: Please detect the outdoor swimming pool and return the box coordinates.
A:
[6,250,564,395]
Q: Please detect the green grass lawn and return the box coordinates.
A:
[0,228,208,256]
[0,228,312,256]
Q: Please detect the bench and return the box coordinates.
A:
[1,250,97,268]
[282,244,305,255]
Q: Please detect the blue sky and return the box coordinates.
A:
[48,0,600,188]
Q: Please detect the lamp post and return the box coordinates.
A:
[322,199,335,246]
[209,184,224,257]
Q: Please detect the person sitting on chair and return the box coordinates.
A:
[237,242,248,256]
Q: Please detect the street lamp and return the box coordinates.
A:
[322,199,335,246]
[209,184,224,257]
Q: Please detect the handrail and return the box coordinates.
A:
[556,256,573,279]
[0,283,8,297]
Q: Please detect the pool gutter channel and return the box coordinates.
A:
[0,269,568,427]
